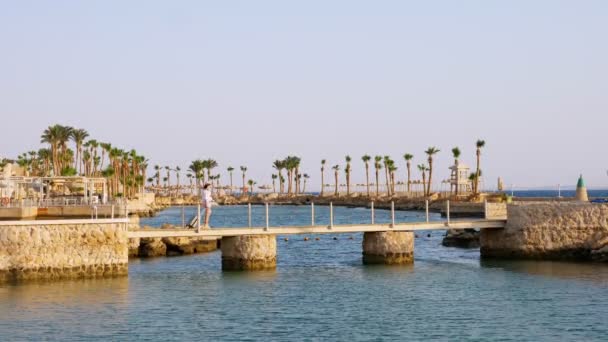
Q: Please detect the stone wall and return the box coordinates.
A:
[485,203,507,219]
[0,219,128,282]
[481,203,608,261]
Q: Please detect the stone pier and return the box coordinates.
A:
[221,235,277,271]
[481,203,608,261]
[0,219,129,283]
[362,231,414,265]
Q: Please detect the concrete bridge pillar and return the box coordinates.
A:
[221,235,277,271]
[362,231,414,265]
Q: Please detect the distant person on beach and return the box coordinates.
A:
[201,183,215,228]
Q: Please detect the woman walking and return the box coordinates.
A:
[201,183,215,228]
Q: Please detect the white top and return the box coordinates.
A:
[201,189,213,207]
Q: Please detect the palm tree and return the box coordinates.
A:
[451,147,461,196]
[302,174,310,193]
[41,124,71,175]
[247,179,256,196]
[153,165,160,188]
[271,174,278,193]
[417,164,427,197]
[383,156,391,196]
[332,165,340,196]
[283,156,299,196]
[186,173,193,194]
[474,140,485,194]
[374,156,382,196]
[99,143,111,171]
[164,166,171,190]
[87,139,98,175]
[37,148,51,176]
[70,128,89,174]
[403,154,413,193]
[227,166,234,194]
[293,156,301,196]
[425,147,440,196]
[469,170,483,193]
[188,160,205,187]
[217,174,222,189]
[57,126,74,173]
[175,166,181,196]
[362,155,371,197]
[240,166,247,194]
[345,155,352,195]
[320,159,326,196]
[273,160,285,194]
[205,159,218,183]
[388,161,398,195]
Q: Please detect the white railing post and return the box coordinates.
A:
[311,202,315,226]
[111,205,114,219]
[484,199,488,219]
[425,200,429,223]
[446,200,450,225]
[265,203,269,230]
[182,205,185,228]
[248,203,252,227]
[197,203,201,233]
[391,201,395,228]
[329,202,334,229]
[371,201,375,224]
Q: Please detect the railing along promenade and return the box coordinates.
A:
[0,197,128,220]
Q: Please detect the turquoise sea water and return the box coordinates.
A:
[1,205,608,341]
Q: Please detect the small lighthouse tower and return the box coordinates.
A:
[575,174,588,202]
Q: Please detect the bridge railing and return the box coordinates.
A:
[180,199,496,233]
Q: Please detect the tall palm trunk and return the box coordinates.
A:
[320,168,324,196]
[475,150,481,194]
[346,171,350,195]
[242,173,246,194]
[287,170,293,195]
[406,162,411,193]
[334,171,339,195]
[427,159,433,196]
[375,168,379,196]
[422,171,427,197]
[229,172,233,193]
[384,163,390,196]
[365,164,370,197]
[295,167,299,195]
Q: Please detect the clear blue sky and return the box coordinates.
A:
[1,1,607,189]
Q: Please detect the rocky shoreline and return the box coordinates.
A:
[128,224,219,258]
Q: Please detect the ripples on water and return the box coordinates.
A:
[1,205,607,341]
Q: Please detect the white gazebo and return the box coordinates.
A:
[449,162,472,196]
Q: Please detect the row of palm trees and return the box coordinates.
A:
[148,139,486,199]
[271,156,307,196]
[6,124,149,199]
[320,140,486,197]
[162,156,311,197]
